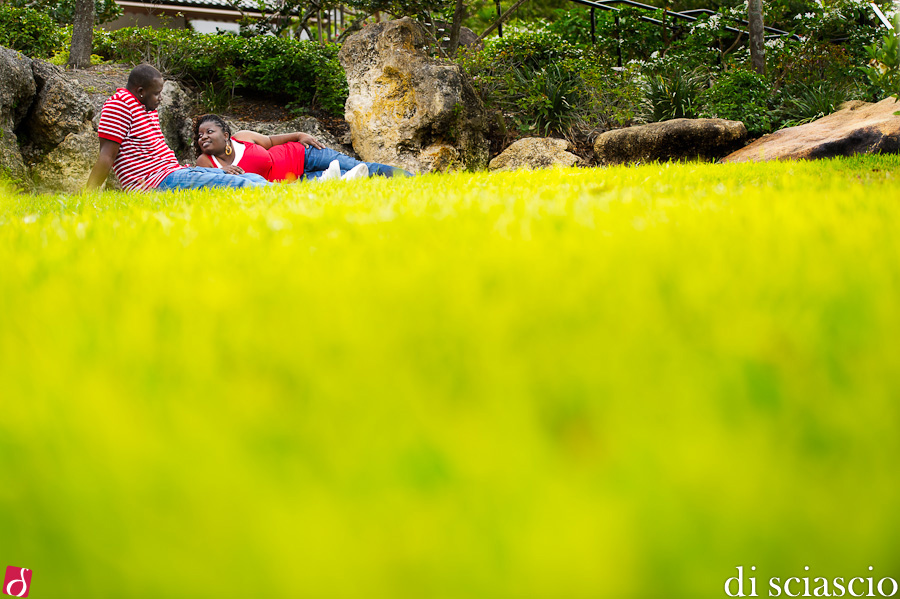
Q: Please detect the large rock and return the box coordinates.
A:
[0,46,36,188]
[594,118,747,165]
[21,60,100,193]
[24,60,95,151]
[158,79,197,163]
[489,137,582,171]
[722,97,900,162]
[339,18,488,173]
[31,129,100,195]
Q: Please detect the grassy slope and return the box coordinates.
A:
[1,157,899,598]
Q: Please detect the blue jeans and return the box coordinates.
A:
[303,147,412,179]
[157,167,270,191]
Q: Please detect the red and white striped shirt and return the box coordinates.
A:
[97,88,184,191]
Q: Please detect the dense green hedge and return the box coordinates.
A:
[0,5,66,58]
[92,28,348,115]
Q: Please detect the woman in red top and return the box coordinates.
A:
[192,114,410,182]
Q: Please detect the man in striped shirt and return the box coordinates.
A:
[85,64,270,192]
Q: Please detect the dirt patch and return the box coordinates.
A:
[64,63,131,110]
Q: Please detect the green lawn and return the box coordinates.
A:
[1,157,899,598]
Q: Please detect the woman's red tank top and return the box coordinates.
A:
[233,138,306,182]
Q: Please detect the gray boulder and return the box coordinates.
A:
[489,137,582,171]
[722,97,900,163]
[31,129,100,195]
[22,60,99,193]
[594,118,747,165]
[158,79,197,163]
[0,47,36,188]
[339,18,488,173]
[24,60,95,151]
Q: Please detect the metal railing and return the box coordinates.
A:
[489,0,800,66]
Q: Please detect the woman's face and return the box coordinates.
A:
[196,121,228,155]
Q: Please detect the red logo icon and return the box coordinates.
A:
[3,567,31,598]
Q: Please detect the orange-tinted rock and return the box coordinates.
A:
[722,97,900,162]
[489,137,581,171]
[338,18,488,173]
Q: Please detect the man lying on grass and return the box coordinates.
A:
[85,64,271,192]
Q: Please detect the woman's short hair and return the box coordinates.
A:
[191,114,232,158]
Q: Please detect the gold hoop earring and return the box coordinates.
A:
[225,143,232,156]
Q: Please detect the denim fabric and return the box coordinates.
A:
[156,167,270,191]
[303,147,412,179]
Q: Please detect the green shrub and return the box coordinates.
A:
[700,68,772,136]
[785,0,882,63]
[767,38,858,91]
[474,28,584,70]
[458,31,640,137]
[640,66,708,122]
[92,28,348,115]
[6,0,121,26]
[859,34,900,101]
[0,5,65,58]
[771,80,850,129]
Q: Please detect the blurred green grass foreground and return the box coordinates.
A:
[1,157,899,598]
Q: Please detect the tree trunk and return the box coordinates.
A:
[748,0,765,75]
[68,0,94,69]
[446,0,466,57]
[317,9,323,43]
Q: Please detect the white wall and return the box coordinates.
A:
[189,19,241,34]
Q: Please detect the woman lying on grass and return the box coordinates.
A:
[192,114,411,183]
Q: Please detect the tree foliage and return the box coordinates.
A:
[6,0,120,25]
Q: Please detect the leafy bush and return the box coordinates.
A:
[785,0,882,62]
[771,80,850,129]
[0,5,65,58]
[700,68,772,136]
[6,0,121,26]
[458,30,640,137]
[92,28,348,115]
[473,28,584,70]
[640,66,708,122]
[505,63,585,135]
[767,38,858,91]
[859,34,900,101]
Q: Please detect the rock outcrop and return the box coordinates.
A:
[0,47,36,189]
[159,80,198,163]
[339,18,488,173]
[30,127,100,195]
[21,60,98,195]
[722,97,900,163]
[24,60,95,151]
[594,118,747,165]
[489,137,581,171]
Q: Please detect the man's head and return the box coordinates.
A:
[126,64,164,112]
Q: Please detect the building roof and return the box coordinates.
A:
[116,0,285,20]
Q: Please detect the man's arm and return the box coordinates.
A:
[85,138,121,192]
